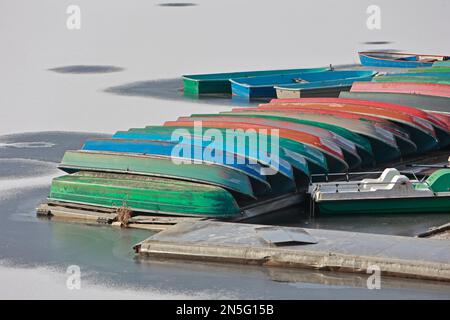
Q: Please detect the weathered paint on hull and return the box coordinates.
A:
[49,172,242,218]
[318,197,450,214]
[81,138,271,192]
[59,150,260,199]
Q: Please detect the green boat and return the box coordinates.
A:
[373,76,450,85]
[312,168,450,214]
[59,150,261,199]
[49,171,242,218]
[194,111,375,167]
[183,67,329,95]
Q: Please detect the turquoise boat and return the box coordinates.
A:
[183,67,329,95]
[49,171,242,218]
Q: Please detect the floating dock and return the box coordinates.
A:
[134,220,450,282]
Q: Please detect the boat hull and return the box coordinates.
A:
[183,67,328,95]
[358,51,449,68]
[49,172,242,218]
[230,70,375,100]
[317,196,450,214]
[60,150,260,199]
[351,81,450,98]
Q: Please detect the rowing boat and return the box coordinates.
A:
[358,51,449,68]
[112,127,299,179]
[351,81,450,98]
[276,96,450,147]
[264,101,438,154]
[60,149,261,198]
[230,70,375,100]
[187,114,362,169]
[339,91,450,113]
[49,171,242,218]
[311,168,450,214]
[182,67,328,95]
[166,118,349,173]
[218,110,375,166]
[339,92,450,147]
[274,71,377,99]
[373,76,450,85]
[234,107,402,163]
[258,104,415,157]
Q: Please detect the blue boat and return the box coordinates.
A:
[114,126,327,175]
[82,138,303,195]
[359,51,449,68]
[275,71,377,99]
[230,70,376,100]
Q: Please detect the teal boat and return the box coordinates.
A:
[183,67,329,95]
[49,171,242,218]
[312,168,450,214]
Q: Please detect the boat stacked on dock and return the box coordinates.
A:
[40,54,450,219]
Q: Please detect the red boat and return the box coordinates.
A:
[430,112,450,129]
[269,97,450,147]
[164,119,349,172]
[234,105,415,157]
[263,101,438,153]
[350,81,450,98]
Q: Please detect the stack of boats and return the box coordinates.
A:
[44,52,450,218]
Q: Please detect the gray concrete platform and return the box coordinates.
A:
[135,221,450,282]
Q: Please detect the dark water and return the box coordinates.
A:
[1,131,450,299]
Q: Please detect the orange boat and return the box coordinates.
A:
[263,101,439,153]
[164,119,349,173]
[350,81,450,98]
